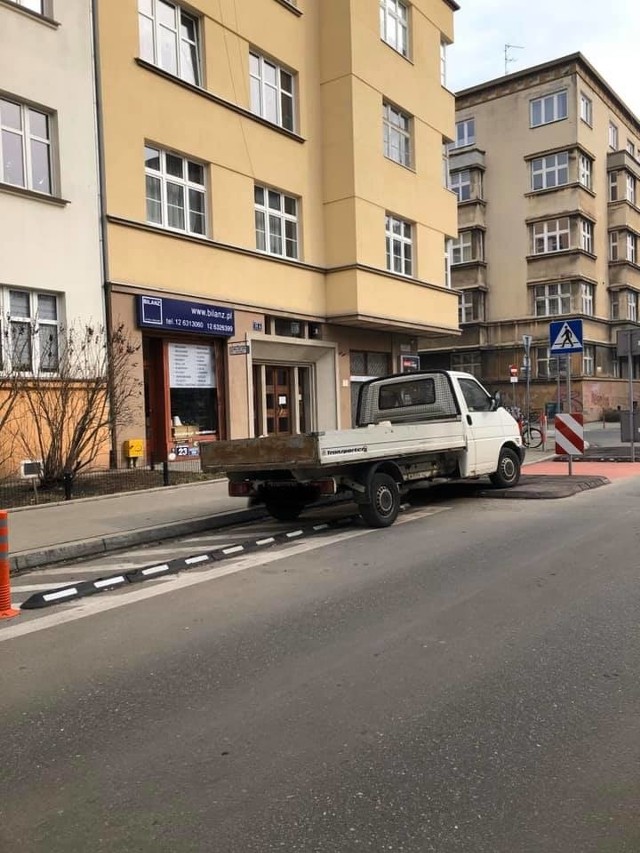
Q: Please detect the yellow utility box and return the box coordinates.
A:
[123,439,144,460]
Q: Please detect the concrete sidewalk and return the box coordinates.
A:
[7,480,261,573]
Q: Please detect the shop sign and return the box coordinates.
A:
[137,296,234,336]
[169,343,216,388]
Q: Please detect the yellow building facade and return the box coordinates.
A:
[97,0,459,462]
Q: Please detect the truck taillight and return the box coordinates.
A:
[310,478,336,495]
[229,481,255,497]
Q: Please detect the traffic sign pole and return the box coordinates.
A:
[627,332,634,464]
[566,354,572,475]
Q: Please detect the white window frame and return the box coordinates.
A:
[254,184,299,260]
[628,291,638,322]
[626,173,636,205]
[379,0,409,57]
[534,282,571,317]
[444,240,452,289]
[609,231,619,261]
[531,152,569,191]
[579,154,592,189]
[581,282,594,315]
[0,97,53,195]
[530,90,568,128]
[627,139,636,157]
[626,232,636,264]
[609,122,619,151]
[250,51,295,132]
[450,169,471,202]
[609,171,618,202]
[145,145,207,236]
[580,93,592,126]
[440,40,448,87]
[2,288,60,374]
[451,231,472,264]
[442,141,450,188]
[9,0,45,12]
[536,346,559,379]
[532,218,569,254]
[453,118,475,149]
[611,292,620,320]
[451,351,481,377]
[138,0,201,85]
[385,214,413,277]
[458,290,484,325]
[582,344,595,376]
[383,102,412,168]
[580,219,593,254]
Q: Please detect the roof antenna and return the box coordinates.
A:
[504,43,524,75]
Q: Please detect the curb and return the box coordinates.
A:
[10,505,269,575]
[477,475,610,499]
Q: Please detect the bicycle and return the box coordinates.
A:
[521,419,543,449]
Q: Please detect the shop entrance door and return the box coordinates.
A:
[253,365,312,436]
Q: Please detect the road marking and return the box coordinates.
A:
[94,576,126,589]
[141,564,170,576]
[42,587,78,602]
[256,537,276,546]
[0,506,451,643]
[184,555,209,565]
[221,545,244,555]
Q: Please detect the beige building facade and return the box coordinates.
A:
[421,54,640,419]
[96,0,459,463]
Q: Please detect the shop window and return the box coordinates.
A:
[168,342,218,438]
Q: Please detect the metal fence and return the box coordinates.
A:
[0,457,222,510]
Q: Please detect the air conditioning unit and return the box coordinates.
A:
[20,460,43,480]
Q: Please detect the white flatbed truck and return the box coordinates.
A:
[200,370,524,528]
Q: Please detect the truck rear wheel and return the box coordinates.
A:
[489,447,521,488]
[359,472,400,528]
[264,499,304,522]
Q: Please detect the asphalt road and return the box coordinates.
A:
[2,478,640,852]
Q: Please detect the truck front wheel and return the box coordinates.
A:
[359,472,400,528]
[489,447,521,488]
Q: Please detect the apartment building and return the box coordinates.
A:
[420,54,640,419]
[95,0,459,463]
[0,0,104,464]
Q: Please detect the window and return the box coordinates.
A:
[444,241,451,288]
[626,173,636,205]
[442,140,449,188]
[138,0,200,85]
[451,351,481,377]
[627,232,636,264]
[579,154,592,189]
[250,52,295,132]
[580,93,593,126]
[8,0,43,11]
[609,231,618,261]
[453,118,475,149]
[0,98,52,194]
[451,231,472,264]
[629,291,638,322]
[532,218,569,254]
[530,90,568,127]
[627,139,636,157]
[536,347,559,379]
[254,185,299,259]
[458,377,492,412]
[458,290,484,324]
[534,282,571,316]
[440,40,448,87]
[609,122,619,150]
[379,378,435,410]
[580,220,593,253]
[145,146,206,235]
[611,292,620,320]
[581,282,594,315]
[379,0,408,56]
[450,169,471,202]
[4,289,59,373]
[582,345,594,376]
[609,171,618,202]
[385,214,413,276]
[383,102,411,167]
[531,152,569,190]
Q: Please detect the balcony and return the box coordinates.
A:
[608,260,640,288]
[451,262,487,288]
[325,267,459,335]
[457,202,486,229]
[607,150,640,180]
[526,249,596,283]
[449,147,486,172]
[525,183,597,222]
[608,200,640,232]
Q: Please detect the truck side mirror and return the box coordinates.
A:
[490,391,502,411]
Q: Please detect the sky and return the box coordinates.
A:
[448,0,640,117]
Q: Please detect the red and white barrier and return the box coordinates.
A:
[555,413,584,456]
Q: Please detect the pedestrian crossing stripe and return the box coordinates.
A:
[551,322,580,351]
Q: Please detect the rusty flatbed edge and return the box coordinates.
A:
[201,433,321,471]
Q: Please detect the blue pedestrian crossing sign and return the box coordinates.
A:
[549,319,583,354]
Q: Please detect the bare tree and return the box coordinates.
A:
[0,355,22,477]
[7,321,142,487]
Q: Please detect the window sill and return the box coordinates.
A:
[457,197,486,207]
[0,0,59,27]
[135,59,306,144]
[273,0,302,15]
[525,182,596,199]
[380,38,413,64]
[451,260,487,269]
[383,155,415,172]
[530,116,569,131]
[526,249,597,262]
[0,181,68,206]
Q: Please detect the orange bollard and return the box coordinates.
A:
[0,511,20,619]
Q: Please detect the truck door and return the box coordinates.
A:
[456,377,502,475]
